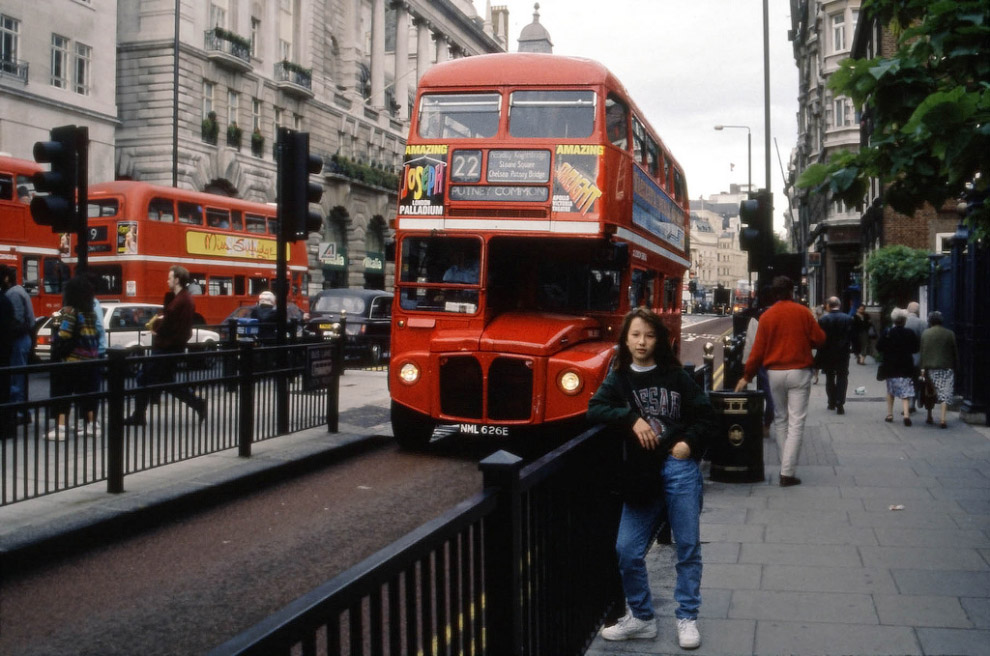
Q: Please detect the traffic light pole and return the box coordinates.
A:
[76,127,89,272]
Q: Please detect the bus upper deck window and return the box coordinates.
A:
[605,95,628,149]
[148,197,175,222]
[229,210,243,230]
[508,90,595,139]
[178,201,203,225]
[206,207,230,228]
[418,93,500,139]
[0,174,13,200]
[245,213,266,233]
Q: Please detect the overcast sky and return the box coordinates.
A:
[500,0,799,232]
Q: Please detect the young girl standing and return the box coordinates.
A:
[588,308,715,649]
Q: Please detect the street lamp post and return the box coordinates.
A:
[714,124,751,193]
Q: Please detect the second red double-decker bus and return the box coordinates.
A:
[390,53,691,448]
[77,181,309,323]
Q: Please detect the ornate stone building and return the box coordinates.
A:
[788,0,862,309]
[115,1,505,294]
[0,0,118,183]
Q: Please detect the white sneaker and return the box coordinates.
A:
[46,426,69,441]
[677,618,701,649]
[601,613,657,641]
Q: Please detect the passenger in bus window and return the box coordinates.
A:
[17,185,31,203]
[442,250,479,284]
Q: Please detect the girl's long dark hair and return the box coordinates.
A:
[63,274,94,314]
[616,308,681,371]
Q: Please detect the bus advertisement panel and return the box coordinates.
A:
[390,53,691,448]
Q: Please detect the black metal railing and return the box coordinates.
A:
[273,60,313,90]
[1,336,343,506]
[203,28,251,64]
[0,57,29,82]
[209,426,623,656]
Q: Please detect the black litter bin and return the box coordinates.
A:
[708,390,765,483]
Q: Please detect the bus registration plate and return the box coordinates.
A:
[459,423,510,437]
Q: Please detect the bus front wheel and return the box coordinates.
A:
[391,401,435,450]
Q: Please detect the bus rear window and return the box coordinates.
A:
[88,199,119,218]
[509,90,595,139]
[418,93,500,139]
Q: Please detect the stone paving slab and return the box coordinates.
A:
[755,621,922,656]
[760,564,897,594]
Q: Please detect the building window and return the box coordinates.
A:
[293,113,302,130]
[831,13,845,52]
[228,90,239,127]
[210,3,226,28]
[1,14,19,71]
[252,98,262,132]
[73,42,91,95]
[50,33,69,88]
[203,80,215,117]
[279,39,291,61]
[250,17,261,56]
[833,97,849,128]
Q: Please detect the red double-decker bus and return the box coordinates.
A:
[0,155,72,318]
[76,181,309,324]
[390,53,691,448]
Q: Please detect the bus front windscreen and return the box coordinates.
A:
[399,236,481,314]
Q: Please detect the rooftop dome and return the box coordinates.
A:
[518,3,553,53]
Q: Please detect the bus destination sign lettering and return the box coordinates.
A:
[486,150,551,183]
[449,186,549,202]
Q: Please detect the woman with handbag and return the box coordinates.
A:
[47,275,101,440]
[588,308,715,649]
[919,311,957,428]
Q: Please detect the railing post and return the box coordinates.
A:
[106,348,127,493]
[238,341,255,457]
[479,450,525,656]
[326,316,346,433]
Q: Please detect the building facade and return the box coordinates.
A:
[690,186,750,303]
[115,0,506,295]
[0,0,118,183]
[788,0,862,310]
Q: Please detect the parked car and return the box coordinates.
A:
[34,302,220,361]
[306,289,393,364]
[218,302,309,341]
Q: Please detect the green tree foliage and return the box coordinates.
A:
[865,244,930,308]
[797,0,990,238]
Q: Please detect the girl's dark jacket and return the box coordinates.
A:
[588,365,716,462]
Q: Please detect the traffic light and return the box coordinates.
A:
[31,125,84,232]
[738,189,772,274]
[277,128,324,242]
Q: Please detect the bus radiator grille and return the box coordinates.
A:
[488,357,533,421]
[440,356,483,419]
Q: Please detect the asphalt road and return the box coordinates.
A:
[0,441,484,655]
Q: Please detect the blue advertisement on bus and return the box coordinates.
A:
[632,167,685,251]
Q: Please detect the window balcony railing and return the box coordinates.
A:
[0,58,29,84]
[274,60,314,98]
[204,28,252,72]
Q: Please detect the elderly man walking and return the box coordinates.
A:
[735,276,825,487]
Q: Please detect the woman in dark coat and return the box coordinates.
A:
[851,305,871,365]
[876,307,919,426]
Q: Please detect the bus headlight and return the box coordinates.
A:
[557,370,582,395]
[399,362,420,385]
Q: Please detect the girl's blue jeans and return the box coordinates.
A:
[615,455,703,621]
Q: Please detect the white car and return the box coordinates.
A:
[35,302,220,361]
